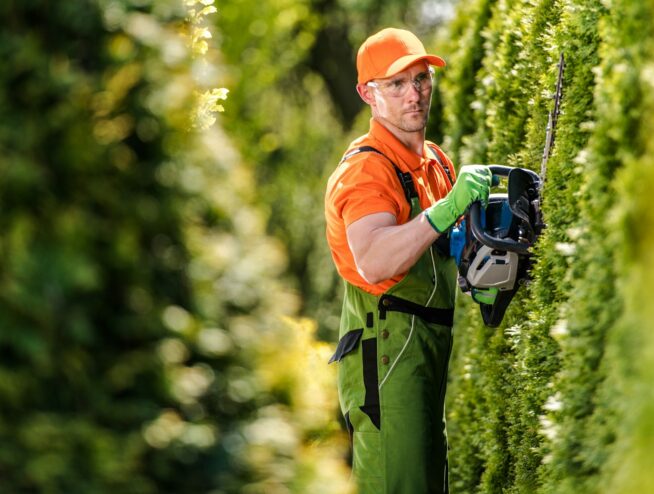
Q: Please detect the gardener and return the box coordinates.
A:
[325,27,491,493]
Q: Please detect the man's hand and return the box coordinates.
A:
[424,165,492,233]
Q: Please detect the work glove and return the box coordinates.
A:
[424,165,492,233]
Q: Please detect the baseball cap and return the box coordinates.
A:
[356,28,446,84]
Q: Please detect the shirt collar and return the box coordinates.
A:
[368,118,429,172]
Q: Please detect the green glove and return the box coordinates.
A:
[424,165,492,233]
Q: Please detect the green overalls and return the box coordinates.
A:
[329,149,458,494]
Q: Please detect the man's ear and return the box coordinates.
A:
[356,83,376,106]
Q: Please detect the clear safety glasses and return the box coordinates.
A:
[366,66,435,97]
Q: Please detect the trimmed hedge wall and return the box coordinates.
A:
[439,0,654,492]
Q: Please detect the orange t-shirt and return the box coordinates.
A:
[325,119,456,296]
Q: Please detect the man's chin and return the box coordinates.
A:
[401,116,428,132]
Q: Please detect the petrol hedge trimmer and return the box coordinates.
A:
[451,54,565,327]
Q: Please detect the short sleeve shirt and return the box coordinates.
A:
[324,118,456,295]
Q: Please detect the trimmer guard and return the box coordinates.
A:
[451,165,543,327]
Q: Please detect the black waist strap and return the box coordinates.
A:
[378,294,454,327]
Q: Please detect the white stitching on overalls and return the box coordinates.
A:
[378,246,439,390]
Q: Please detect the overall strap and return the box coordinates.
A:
[379,293,454,327]
[426,145,454,186]
[340,146,417,204]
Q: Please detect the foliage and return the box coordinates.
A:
[217,0,346,339]
[439,0,496,164]
[5,0,653,491]
[184,0,228,129]
[0,0,349,492]
[440,0,654,492]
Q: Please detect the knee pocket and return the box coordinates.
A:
[335,334,380,428]
[349,407,382,486]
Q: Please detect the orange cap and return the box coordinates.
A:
[356,28,446,84]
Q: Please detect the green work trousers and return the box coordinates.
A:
[331,243,457,494]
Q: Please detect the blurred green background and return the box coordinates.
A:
[1,0,654,493]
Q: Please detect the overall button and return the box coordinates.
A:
[382,298,392,307]
[381,330,389,339]
[381,355,390,365]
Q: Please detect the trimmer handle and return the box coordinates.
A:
[487,164,513,178]
[467,164,535,254]
[487,164,540,182]
[469,203,530,254]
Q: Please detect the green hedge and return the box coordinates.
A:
[440,0,654,492]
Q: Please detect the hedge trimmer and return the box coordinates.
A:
[450,53,565,327]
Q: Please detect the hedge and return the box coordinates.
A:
[439,0,654,492]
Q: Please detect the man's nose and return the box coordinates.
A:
[406,81,421,99]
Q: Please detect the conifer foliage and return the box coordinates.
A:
[440,0,654,492]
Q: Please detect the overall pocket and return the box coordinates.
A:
[329,328,363,363]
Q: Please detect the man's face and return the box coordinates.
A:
[363,61,433,136]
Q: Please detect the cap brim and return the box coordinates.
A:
[384,54,446,79]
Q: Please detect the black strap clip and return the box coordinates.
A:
[396,170,418,200]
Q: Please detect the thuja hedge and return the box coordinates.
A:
[438,0,654,492]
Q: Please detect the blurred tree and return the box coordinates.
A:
[0,0,351,492]
[307,0,363,128]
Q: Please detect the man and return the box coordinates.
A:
[325,28,491,493]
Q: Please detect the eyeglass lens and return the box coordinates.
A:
[376,71,433,96]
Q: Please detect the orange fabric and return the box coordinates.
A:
[325,119,456,296]
[357,28,445,84]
